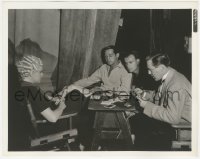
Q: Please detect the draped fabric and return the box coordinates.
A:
[8,9,121,92]
[150,9,192,81]
[57,9,121,90]
[8,9,60,92]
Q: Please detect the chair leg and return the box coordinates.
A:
[69,117,72,129]
[63,140,71,151]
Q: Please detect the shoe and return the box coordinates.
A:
[97,145,102,151]
[131,134,135,144]
[79,143,85,151]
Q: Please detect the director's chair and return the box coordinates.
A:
[26,99,78,151]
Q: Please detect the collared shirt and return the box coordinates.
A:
[73,61,132,93]
[158,70,170,99]
[162,70,170,82]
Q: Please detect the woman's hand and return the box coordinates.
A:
[53,96,65,105]
[59,100,67,110]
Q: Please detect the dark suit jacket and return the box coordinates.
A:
[131,69,159,91]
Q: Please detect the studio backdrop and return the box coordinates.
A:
[8,9,121,92]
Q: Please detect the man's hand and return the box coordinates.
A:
[53,85,73,105]
[136,96,148,108]
[134,88,143,96]
[90,87,103,94]
[134,88,147,99]
[59,84,75,100]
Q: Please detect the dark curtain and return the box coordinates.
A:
[115,9,191,82]
[150,9,192,81]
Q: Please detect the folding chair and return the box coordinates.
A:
[171,121,191,151]
[26,99,78,151]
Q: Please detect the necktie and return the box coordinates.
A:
[159,79,165,96]
[157,79,165,105]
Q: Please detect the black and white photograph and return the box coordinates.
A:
[1,1,199,156]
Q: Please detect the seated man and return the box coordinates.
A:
[59,45,132,149]
[129,53,191,150]
[61,45,132,121]
[122,50,158,113]
[122,50,158,91]
[61,45,132,97]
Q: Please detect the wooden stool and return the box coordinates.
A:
[171,122,191,150]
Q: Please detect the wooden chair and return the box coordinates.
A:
[26,99,78,151]
[171,121,191,151]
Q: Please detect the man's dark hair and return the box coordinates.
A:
[101,45,118,56]
[101,45,119,64]
[146,52,170,67]
[122,50,140,60]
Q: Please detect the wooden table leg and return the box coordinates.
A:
[91,112,105,150]
[115,112,133,149]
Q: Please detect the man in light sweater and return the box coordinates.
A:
[59,45,132,150]
[69,45,132,95]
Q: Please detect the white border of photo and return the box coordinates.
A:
[1,1,199,159]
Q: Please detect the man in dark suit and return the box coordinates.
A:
[122,50,157,113]
[122,50,158,91]
[126,52,191,150]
